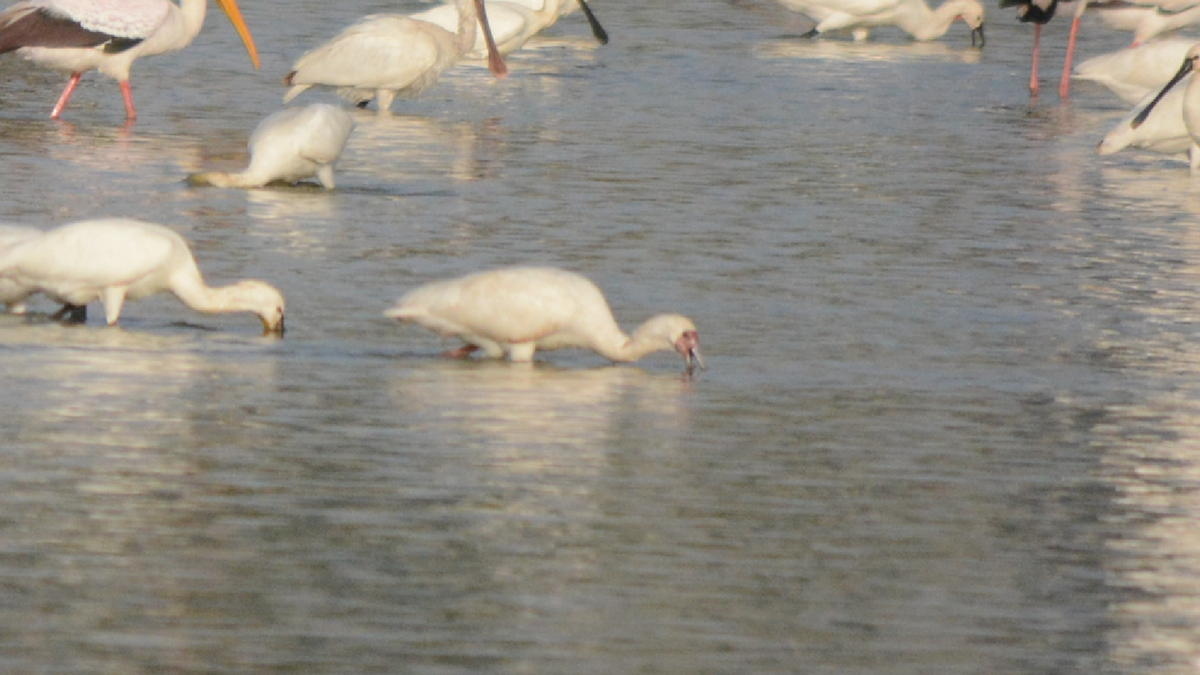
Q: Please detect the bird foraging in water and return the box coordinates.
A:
[0,218,285,333]
[283,0,507,114]
[0,0,260,121]
[778,0,985,44]
[384,267,704,373]
[188,104,356,189]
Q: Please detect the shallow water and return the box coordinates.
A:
[3,0,1200,672]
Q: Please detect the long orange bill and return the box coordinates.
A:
[215,0,260,69]
[474,0,507,79]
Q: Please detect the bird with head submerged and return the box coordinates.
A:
[0,218,285,334]
[384,266,704,373]
[0,0,259,121]
[779,0,985,45]
[189,104,356,190]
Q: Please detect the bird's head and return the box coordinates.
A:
[230,279,286,335]
[643,314,705,374]
[959,0,985,46]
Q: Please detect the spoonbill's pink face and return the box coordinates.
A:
[675,329,705,373]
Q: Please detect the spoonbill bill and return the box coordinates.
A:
[0,219,285,333]
[778,0,986,44]
[0,0,260,121]
[283,0,507,114]
[188,104,355,189]
[385,267,704,373]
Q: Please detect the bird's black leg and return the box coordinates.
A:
[51,304,87,323]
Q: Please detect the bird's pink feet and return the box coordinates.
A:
[441,344,479,358]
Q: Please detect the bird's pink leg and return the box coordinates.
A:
[441,344,479,358]
[50,72,83,120]
[1030,24,1041,97]
[120,80,136,121]
[1059,6,1085,99]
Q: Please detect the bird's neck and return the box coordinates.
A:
[455,0,479,55]
[898,0,962,39]
[591,316,673,363]
[171,274,249,315]
[177,0,209,44]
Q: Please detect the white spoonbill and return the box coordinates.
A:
[1120,44,1200,170]
[283,0,508,114]
[0,0,259,121]
[411,0,607,60]
[1096,79,1192,160]
[188,104,355,189]
[0,218,285,333]
[1073,37,1195,104]
[384,267,705,372]
[779,0,986,44]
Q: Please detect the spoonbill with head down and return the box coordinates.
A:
[384,267,705,373]
[283,0,508,114]
[1118,43,1200,170]
[0,0,260,121]
[411,0,607,61]
[1096,73,1192,161]
[778,0,986,44]
[0,218,285,333]
[188,104,356,189]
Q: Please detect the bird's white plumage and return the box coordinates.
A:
[777,0,985,40]
[29,0,169,37]
[1097,85,1193,158]
[1074,37,1196,104]
[412,0,567,59]
[1093,0,1200,46]
[385,267,703,369]
[0,224,42,313]
[0,219,285,331]
[189,104,356,189]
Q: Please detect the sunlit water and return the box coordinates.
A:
[2,0,1200,672]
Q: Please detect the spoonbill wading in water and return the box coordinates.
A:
[283,0,508,114]
[411,0,608,61]
[777,0,986,44]
[1121,44,1200,170]
[0,219,285,334]
[0,0,259,121]
[385,267,705,374]
[189,103,356,189]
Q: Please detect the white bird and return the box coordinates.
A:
[188,104,356,189]
[1092,0,1200,48]
[779,0,986,43]
[0,224,42,314]
[0,218,285,333]
[1074,37,1196,103]
[0,0,259,121]
[411,0,607,61]
[1097,80,1192,160]
[384,267,704,372]
[1114,44,1200,169]
[283,0,508,115]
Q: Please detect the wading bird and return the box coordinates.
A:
[189,104,356,189]
[411,0,607,60]
[1073,37,1194,103]
[385,267,704,373]
[778,0,986,44]
[0,0,259,121]
[1113,44,1200,170]
[284,0,507,114]
[0,218,285,333]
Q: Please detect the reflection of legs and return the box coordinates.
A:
[51,304,88,323]
[441,344,479,358]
